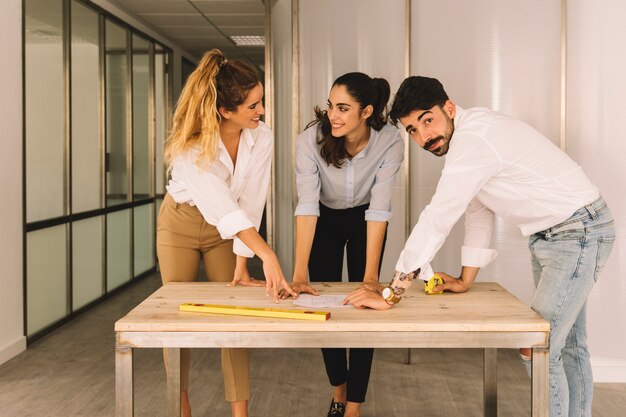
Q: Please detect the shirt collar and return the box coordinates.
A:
[351,126,379,160]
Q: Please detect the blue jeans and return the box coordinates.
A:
[527,197,615,417]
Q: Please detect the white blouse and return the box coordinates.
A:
[294,123,404,222]
[166,121,273,257]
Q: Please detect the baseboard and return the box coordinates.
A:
[591,356,626,383]
[0,336,26,366]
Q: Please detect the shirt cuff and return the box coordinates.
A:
[216,209,255,240]
[364,209,391,222]
[294,203,320,217]
[233,237,255,258]
[418,263,435,282]
[461,245,498,268]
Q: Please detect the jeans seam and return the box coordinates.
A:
[571,330,586,416]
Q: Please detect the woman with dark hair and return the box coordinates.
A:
[281,72,404,417]
[158,49,295,417]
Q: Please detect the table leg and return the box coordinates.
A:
[116,346,134,417]
[532,348,549,417]
[166,348,181,417]
[483,348,497,417]
[406,348,411,365]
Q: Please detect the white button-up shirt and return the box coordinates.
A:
[295,124,404,221]
[166,121,273,258]
[397,106,599,277]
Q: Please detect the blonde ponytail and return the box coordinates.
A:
[164,49,225,171]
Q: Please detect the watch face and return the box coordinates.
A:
[382,287,392,299]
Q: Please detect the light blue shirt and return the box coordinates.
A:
[295,123,404,222]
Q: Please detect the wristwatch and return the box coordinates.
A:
[382,286,401,305]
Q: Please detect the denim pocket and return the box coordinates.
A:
[594,236,616,281]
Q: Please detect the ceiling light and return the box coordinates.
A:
[230,35,265,46]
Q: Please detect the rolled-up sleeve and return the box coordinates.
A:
[295,128,321,217]
[174,157,255,240]
[462,197,498,267]
[365,131,404,222]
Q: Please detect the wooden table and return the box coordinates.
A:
[115,282,549,417]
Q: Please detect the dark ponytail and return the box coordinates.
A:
[306,72,391,168]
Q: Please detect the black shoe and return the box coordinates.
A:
[327,400,345,417]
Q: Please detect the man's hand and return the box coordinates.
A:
[432,271,471,293]
[278,281,319,299]
[343,287,392,310]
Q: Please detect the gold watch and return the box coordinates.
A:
[382,286,401,305]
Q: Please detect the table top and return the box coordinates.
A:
[115,282,549,333]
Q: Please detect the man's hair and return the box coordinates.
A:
[389,76,449,125]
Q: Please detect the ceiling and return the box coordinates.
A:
[112,0,266,67]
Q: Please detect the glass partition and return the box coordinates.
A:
[71,1,101,213]
[107,209,132,291]
[155,46,167,195]
[27,225,68,336]
[72,216,104,309]
[105,20,129,206]
[133,35,151,199]
[134,203,155,275]
[25,0,65,222]
[24,0,171,341]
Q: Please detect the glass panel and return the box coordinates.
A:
[132,35,151,199]
[71,1,101,213]
[105,20,129,206]
[134,203,154,275]
[155,50,166,195]
[72,216,104,310]
[25,0,65,222]
[107,209,131,291]
[27,225,67,336]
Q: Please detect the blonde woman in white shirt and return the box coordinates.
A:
[158,49,295,417]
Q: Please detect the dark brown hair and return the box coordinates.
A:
[306,72,390,168]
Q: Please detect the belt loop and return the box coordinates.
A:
[585,203,597,220]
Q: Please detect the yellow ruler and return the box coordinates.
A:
[179,303,331,321]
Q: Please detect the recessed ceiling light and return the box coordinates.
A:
[230,35,265,46]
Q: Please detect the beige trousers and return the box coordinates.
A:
[156,193,249,402]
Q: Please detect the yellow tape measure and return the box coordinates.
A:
[424,274,444,295]
[179,303,331,321]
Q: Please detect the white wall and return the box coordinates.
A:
[566,0,626,381]
[0,0,26,365]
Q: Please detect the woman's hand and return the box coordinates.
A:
[227,262,265,288]
[262,254,297,303]
[343,287,392,310]
[432,271,470,293]
[279,281,319,299]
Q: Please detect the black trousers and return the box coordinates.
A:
[308,203,387,403]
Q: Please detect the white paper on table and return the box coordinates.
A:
[293,294,351,308]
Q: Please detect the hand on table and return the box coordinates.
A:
[278,281,319,299]
[432,271,470,293]
[343,287,392,310]
[227,269,265,288]
[263,255,297,303]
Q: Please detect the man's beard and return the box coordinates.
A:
[423,118,454,157]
